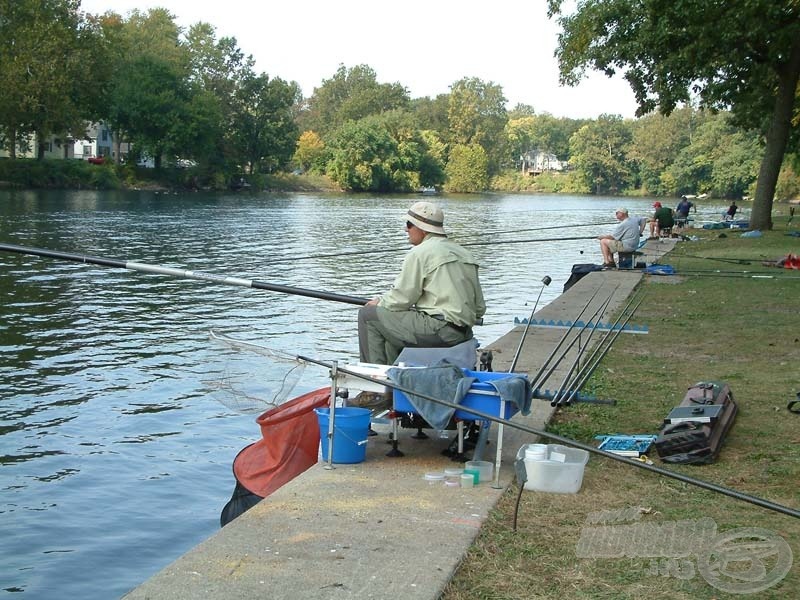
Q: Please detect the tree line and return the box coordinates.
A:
[1,2,798,216]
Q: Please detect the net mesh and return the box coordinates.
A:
[205,330,306,413]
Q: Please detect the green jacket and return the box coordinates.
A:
[654,206,675,228]
[379,234,486,327]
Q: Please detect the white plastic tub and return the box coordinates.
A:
[517,443,589,494]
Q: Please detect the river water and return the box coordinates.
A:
[0,190,730,598]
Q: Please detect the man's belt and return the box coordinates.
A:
[427,313,470,333]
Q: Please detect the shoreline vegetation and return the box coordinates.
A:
[443,220,800,600]
[1,159,798,205]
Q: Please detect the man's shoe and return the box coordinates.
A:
[602,261,616,269]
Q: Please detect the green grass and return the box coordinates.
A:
[443,220,800,599]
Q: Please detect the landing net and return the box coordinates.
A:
[206,330,306,414]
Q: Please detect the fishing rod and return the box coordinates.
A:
[0,243,369,306]
[508,275,552,373]
[294,353,800,520]
[548,290,618,406]
[259,221,614,266]
[493,275,551,489]
[528,285,606,392]
[260,234,600,265]
[557,292,643,405]
[680,254,765,265]
[559,295,646,406]
[670,270,800,280]
[531,288,616,397]
[483,221,616,238]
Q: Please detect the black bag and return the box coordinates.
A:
[654,382,738,464]
[563,263,604,292]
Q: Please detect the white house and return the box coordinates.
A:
[520,150,564,175]
[72,123,115,160]
[0,132,74,159]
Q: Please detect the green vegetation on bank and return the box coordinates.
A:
[443,217,800,599]
[0,158,343,193]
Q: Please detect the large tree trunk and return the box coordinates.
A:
[8,128,17,159]
[751,38,800,231]
[114,131,122,165]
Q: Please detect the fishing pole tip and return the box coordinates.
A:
[542,275,552,286]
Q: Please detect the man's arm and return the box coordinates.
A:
[378,253,423,310]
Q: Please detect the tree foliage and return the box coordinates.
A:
[447,77,508,175]
[445,143,489,193]
[0,0,100,157]
[569,114,632,194]
[628,108,701,196]
[325,116,399,192]
[666,114,763,200]
[293,130,325,173]
[547,0,800,229]
[303,64,410,136]
[322,110,443,193]
[3,3,798,199]
[411,94,450,137]
[229,74,301,174]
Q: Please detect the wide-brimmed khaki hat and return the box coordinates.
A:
[407,201,445,234]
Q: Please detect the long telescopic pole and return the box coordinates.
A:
[0,243,369,306]
[549,290,617,406]
[560,296,645,406]
[261,234,600,265]
[507,276,552,373]
[528,285,605,391]
[297,354,800,520]
[532,287,616,395]
[555,293,641,404]
[492,275,551,489]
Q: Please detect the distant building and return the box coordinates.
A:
[0,132,74,159]
[520,150,564,175]
[73,123,118,161]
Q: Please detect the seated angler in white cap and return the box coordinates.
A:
[597,207,646,268]
[357,201,486,366]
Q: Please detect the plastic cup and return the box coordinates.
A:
[460,473,474,488]
[525,444,548,461]
[463,468,480,485]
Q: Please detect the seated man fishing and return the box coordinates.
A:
[597,207,645,269]
[357,201,486,367]
[648,201,675,238]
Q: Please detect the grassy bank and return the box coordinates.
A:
[443,218,800,599]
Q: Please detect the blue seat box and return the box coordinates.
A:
[393,369,526,421]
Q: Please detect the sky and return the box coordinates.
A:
[79,0,640,120]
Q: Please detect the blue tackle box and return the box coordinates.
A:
[393,369,526,421]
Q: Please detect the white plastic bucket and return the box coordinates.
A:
[518,443,589,494]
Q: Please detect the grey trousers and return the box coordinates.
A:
[357,306,472,365]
